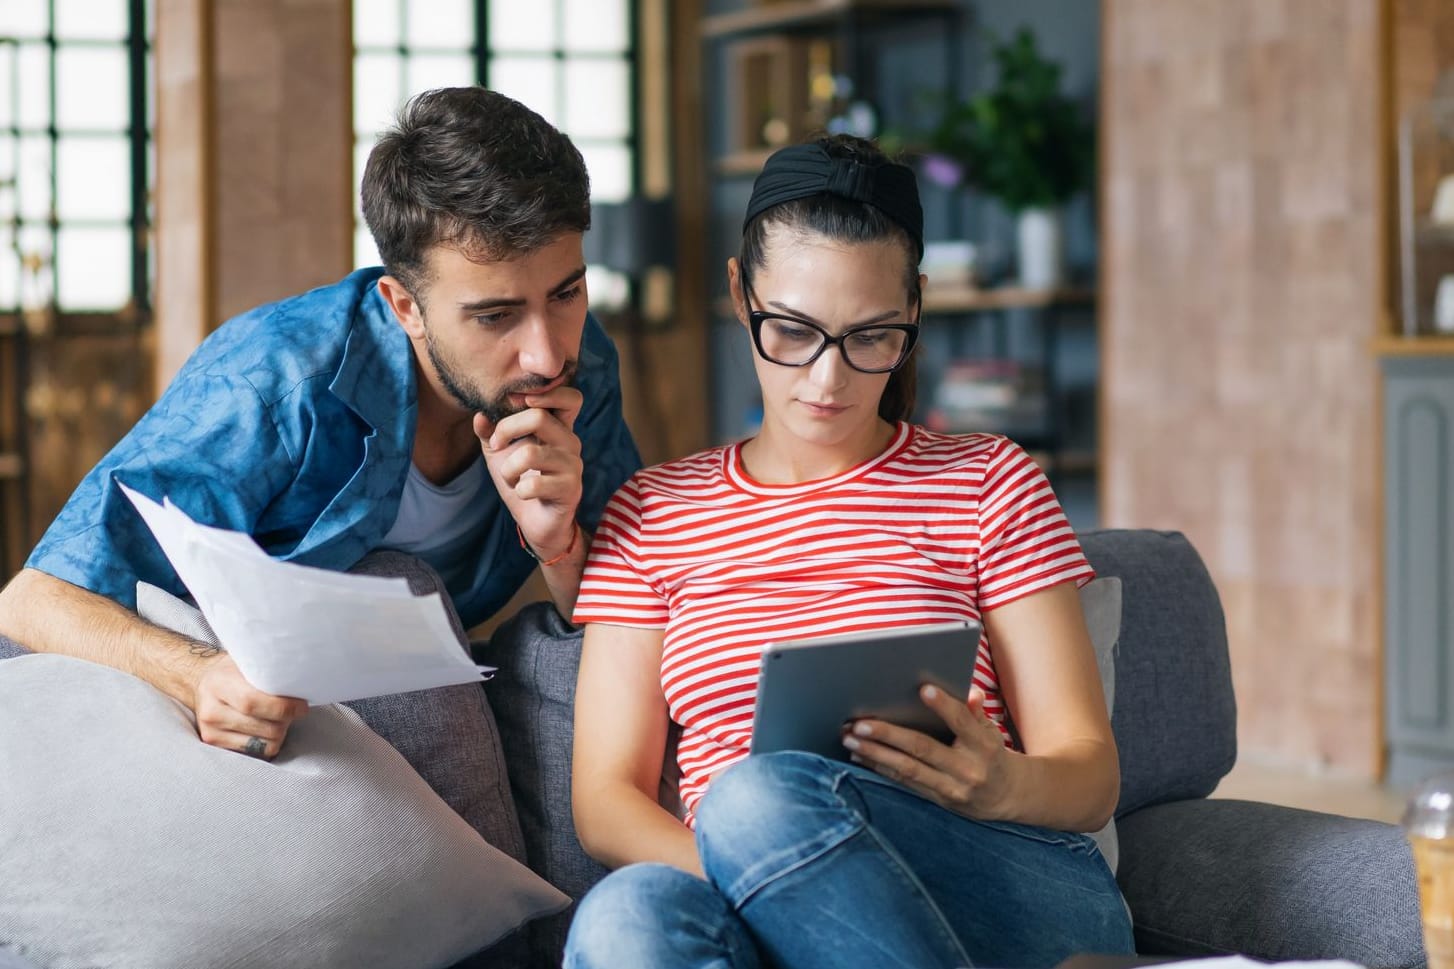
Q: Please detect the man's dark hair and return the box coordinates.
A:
[361,87,590,293]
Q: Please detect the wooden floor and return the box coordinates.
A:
[1210,758,1409,825]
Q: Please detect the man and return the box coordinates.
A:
[0,87,641,761]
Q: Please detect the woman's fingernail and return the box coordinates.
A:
[853,722,871,737]
[922,684,939,700]
[842,736,860,751]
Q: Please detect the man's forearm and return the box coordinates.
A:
[0,568,211,710]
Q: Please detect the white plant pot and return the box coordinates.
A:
[1017,207,1065,290]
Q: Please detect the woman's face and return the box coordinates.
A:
[733,229,916,450]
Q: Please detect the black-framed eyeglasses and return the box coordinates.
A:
[748,311,920,374]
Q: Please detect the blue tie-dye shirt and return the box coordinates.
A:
[26,267,642,629]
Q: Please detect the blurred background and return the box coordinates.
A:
[0,0,1450,815]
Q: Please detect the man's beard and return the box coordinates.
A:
[424,323,578,424]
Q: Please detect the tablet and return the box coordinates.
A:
[748,619,981,761]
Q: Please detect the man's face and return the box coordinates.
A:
[399,235,588,423]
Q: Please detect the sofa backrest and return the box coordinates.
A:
[1079,529,1238,818]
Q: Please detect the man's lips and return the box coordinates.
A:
[509,375,568,402]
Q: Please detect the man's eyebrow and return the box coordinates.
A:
[766,300,902,328]
[455,266,588,313]
[550,266,588,294]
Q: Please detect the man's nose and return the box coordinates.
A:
[519,314,568,377]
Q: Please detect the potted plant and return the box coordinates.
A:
[928,28,1094,289]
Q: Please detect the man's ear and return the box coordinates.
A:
[376,275,426,339]
[726,257,748,329]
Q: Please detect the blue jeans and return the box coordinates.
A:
[564,751,1133,969]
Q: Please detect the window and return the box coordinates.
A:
[0,0,151,316]
[352,0,635,305]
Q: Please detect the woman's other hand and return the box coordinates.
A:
[841,684,1013,820]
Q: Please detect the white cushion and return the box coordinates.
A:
[1079,576,1123,872]
[0,653,567,969]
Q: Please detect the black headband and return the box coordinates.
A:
[742,142,924,262]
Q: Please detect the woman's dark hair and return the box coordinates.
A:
[361,87,590,294]
[739,134,922,423]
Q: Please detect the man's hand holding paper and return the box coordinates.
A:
[119,484,493,721]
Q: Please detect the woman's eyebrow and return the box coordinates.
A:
[765,301,903,328]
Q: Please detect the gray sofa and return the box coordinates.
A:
[485,529,1427,968]
[0,530,1428,968]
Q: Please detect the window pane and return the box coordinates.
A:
[0,245,16,310]
[354,0,401,49]
[354,139,375,219]
[489,2,558,53]
[17,224,53,310]
[0,2,47,40]
[56,47,129,131]
[0,44,12,129]
[580,142,631,203]
[354,51,402,136]
[564,59,629,139]
[146,49,155,128]
[17,44,49,131]
[489,57,558,126]
[356,226,380,271]
[18,136,52,221]
[58,136,130,221]
[564,0,628,53]
[57,225,130,310]
[407,0,473,49]
[56,1,128,41]
[586,266,628,312]
[405,53,476,98]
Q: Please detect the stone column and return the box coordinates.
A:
[153,0,352,387]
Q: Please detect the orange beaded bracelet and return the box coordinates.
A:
[517,521,580,568]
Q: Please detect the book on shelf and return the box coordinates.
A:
[924,359,1046,436]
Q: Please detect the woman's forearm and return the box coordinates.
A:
[574,780,704,877]
[996,738,1120,832]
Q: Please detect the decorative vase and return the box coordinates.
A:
[1016,206,1064,290]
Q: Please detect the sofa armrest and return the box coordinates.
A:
[1117,798,1425,967]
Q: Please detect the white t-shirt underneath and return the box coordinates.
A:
[381,459,491,597]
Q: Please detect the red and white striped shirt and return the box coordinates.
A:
[573,424,1093,826]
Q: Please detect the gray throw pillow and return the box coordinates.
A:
[0,653,568,969]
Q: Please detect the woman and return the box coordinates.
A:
[564,135,1133,969]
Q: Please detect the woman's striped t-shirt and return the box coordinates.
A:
[572,423,1094,826]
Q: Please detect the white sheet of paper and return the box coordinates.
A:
[1151,954,1366,960]
[120,483,494,704]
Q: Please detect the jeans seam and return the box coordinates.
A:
[724,815,864,907]
[838,774,976,967]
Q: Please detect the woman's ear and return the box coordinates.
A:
[377,275,427,339]
[727,257,749,328]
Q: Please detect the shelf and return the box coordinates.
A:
[1019,448,1097,475]
[715,148,778,177]
[1414,219,1454,244]
[700,0,957,39]
[1372,335,1454,357]
[922,285,1096,313]
[0,453,22,481]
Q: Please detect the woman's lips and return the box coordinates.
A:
[799,400,847,417]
